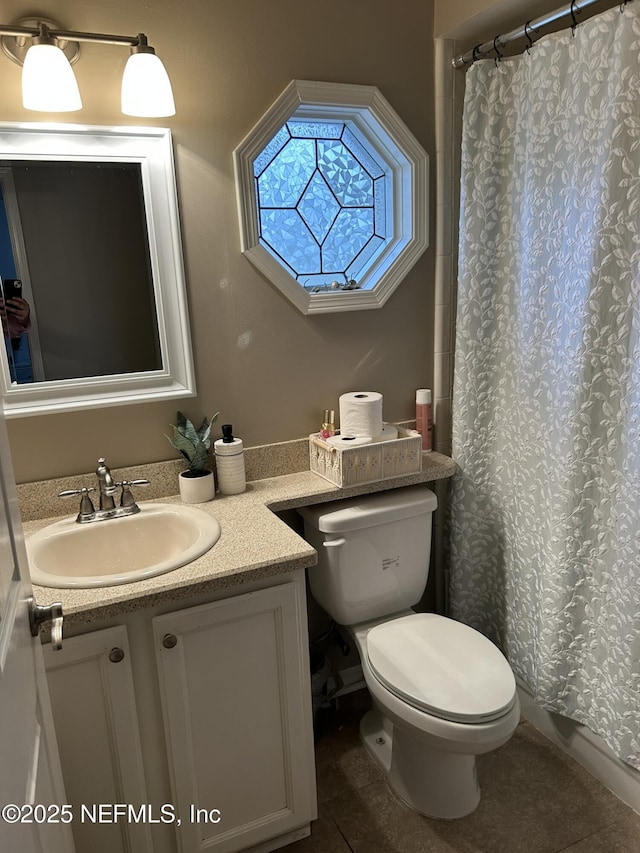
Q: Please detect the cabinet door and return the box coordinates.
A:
[43,625,152,853]
[154,578,316,853]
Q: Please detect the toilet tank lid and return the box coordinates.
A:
[298,485,437,533]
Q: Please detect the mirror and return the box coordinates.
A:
[0,123,195,417]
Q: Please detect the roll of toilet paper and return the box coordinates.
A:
[372,424,399,443]
[326,434,373,447]
[339,392,383,438]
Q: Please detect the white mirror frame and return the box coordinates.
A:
[234,80,429,315]
[0,122,195,418]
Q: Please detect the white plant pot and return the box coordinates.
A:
[179,470,215,504]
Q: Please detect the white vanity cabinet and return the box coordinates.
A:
[153,574,317,853]
[44,569,316,853]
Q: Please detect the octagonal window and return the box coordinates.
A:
[254,121,387,288]
[234,81,428,314]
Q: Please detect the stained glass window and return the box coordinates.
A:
[253,120,390,291]
[234,80,429,313]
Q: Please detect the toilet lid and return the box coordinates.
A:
[366,613,516,723]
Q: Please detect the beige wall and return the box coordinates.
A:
[1,0,435,483]
[435,0,566,40]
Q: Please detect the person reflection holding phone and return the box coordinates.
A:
[0,293,31,341]
[1,280,32,384]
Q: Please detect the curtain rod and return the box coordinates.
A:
[452,0,630,68]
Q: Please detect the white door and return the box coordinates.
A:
[0,413,74,853]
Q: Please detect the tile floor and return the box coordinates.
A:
[289,690,640,853]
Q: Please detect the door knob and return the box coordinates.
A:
[28,597,64,651]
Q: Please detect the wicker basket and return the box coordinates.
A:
[309,427,422,487]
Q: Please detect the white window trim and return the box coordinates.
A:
[233,80,429,314]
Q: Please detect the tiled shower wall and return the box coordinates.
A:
[431,37,465,613]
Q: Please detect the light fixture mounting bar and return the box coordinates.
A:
[0,23,142,48]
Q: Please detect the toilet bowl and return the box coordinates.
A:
[298,485,520,819]
[351,612,519,818]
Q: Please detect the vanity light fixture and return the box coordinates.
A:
[120,34,175,118]
[0,17,175,117]
[21,23,82,112]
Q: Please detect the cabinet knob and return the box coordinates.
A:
[109,647,125,663]
[163,633,178,649]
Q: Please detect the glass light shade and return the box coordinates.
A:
[121,52,175,117]
[22,43,82,112]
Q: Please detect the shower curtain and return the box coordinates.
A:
[450,5,640,769]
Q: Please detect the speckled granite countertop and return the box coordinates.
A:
[25,452,455,628]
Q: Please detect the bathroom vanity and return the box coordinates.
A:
[24,454,454,853]
[43,571,313,853]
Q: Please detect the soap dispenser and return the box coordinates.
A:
[214,424,246,495]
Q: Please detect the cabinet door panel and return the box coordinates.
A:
[44,625,152,853]
[154,580,315,853]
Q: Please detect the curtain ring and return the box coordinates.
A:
[570,0,582,36]
[471,44,483,63]
[620,0,628,11]
[493,36,503,67]
[524,21,534,54]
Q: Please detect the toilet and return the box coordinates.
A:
[298,485,520,819]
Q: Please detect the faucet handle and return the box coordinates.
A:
[58,487,96,520]
[117,479,150,508]
[58,486,95,498]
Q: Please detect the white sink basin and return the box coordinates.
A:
[27,503,221,588]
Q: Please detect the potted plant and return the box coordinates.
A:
[167,411,219,503]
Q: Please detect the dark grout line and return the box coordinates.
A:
[552,817,626,853]
[327,809,357,852]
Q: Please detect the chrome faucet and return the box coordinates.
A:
[96,456,117,511]
[59,457,149,524]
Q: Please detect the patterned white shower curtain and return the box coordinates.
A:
[450,6,640,769]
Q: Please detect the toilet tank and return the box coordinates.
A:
[298,485,438,626]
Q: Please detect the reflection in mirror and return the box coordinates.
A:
[0,124,195,418]
[1,161,162,384]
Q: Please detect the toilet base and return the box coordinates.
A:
[360,709,481,820]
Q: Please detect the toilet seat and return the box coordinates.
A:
[366,613,516,724]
